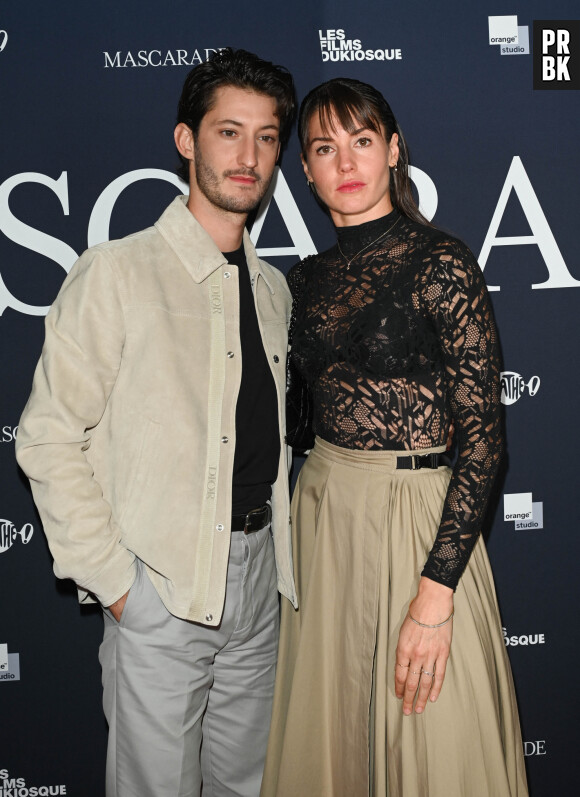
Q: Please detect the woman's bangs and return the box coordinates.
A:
[315,94,382,140]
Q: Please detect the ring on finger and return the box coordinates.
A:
[421,670,434,678]
[397,663,410,669]
[411,669,422,675]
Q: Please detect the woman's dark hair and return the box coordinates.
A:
[176,48,297,181]
[298,77,430,226]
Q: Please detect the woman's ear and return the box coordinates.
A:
[301,153,313,185]
[389,132,400,168]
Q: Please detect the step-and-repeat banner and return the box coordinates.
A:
[1,1,578,794]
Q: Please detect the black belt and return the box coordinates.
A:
[231,504,272,533]
[396,453,449,470]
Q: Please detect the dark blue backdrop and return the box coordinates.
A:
[1,2,578,794]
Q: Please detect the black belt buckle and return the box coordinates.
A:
[244,504,271,534]
[410,453,440,470]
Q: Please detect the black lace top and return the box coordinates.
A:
[287,209,502,590]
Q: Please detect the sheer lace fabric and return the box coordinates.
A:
[288,210,502,589]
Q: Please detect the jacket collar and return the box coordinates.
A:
[155,195,275,294]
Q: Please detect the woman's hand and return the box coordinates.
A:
[394,577,454,715]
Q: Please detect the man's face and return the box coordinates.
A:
[191,85,281,215]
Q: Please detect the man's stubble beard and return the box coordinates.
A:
[193,147,271,215]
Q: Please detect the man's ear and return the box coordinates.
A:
[174,123,194,161]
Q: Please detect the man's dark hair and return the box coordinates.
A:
[176,48,296,182]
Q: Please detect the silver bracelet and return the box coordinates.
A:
[408,607,454,629]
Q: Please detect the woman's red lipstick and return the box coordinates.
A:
[337,181,365,192]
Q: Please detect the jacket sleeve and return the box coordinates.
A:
[15,247,136,606]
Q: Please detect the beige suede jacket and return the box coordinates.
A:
[16,195,297,624]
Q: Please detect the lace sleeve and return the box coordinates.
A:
[286,261,315,452]
[420,240,503,590]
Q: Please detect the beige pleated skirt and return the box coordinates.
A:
[261,437,528,797]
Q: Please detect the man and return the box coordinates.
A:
[16,48,297,797]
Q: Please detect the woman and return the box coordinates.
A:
[260,78,528,797]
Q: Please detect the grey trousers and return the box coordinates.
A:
[99,525,279,797]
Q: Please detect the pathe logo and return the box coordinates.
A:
[0,30,8,53]
[318,29,402,63]
[503,628,546,647]
[504,492,543,530]
[0,643,21,682]
[0,519,34,554]
[488,15,530,56]
[104,47,223,69]
[533,20,580,89]
[500,372,540,405]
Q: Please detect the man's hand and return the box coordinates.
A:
[107,590,130,622]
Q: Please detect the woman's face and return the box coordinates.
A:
[302,110,399,227]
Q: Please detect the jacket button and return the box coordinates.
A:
[227,351,234,358]
[206,614,213,622]
[224,271,231,279]
[221,436,229,443]
[216,523,224,532]
[273,355,279,363]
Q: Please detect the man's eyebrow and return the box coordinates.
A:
[213,118,280,131]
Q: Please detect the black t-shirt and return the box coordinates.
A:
[223,245,280,514]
